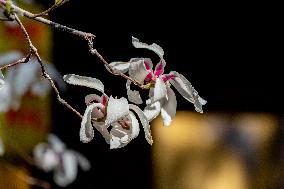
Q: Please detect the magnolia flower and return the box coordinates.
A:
[63,74,153,149]
[34,134,91,187]
[0,51,66,112]
[109,37,206,126]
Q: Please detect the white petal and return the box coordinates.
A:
[80,103,102,143]
[33,143,58,172]
[48,134,66,153]
[161,88,177,126]
[199,97,207,105]
[132,36,164,58]
[129,112,140,139]
[126,80,143,104]
[130,104,153,145]
[74,151,91,171]
[169,71,206,113]
[110,124,131,149]
[154,77,167,102]
[54,151,78,187]
[128,58,149,83]
[143,100,162,122]
[63,74,104,93]
[85,94,101,105]
[109,113,140,149]
[110,135,125,149]
[93,121,110,144]
[107,61,130,73]
[105,96,129,126]
[0,51,22,66]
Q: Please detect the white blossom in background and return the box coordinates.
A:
[0,51,66,112]
[34,134,91,187]
[0,136,4,156]
[109,37,207,126]
[63,74,153,149]
[0,70,4,89]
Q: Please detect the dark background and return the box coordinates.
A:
[33,0,281,188]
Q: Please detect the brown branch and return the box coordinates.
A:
[32,0,71,18]
[12,13,83,119]
[86,37,147,89]
[0,0,95,39]
[0,53,32,71]
[1,0,147,89]
[0,0,147,90]
[14,14,36,52]
[42,69,83,119]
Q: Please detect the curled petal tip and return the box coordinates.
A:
[131,37,164,58]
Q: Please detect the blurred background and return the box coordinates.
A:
[0,0,282,189]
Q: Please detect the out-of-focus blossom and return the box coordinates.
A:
[0,51,66,112]
[34,134,91,187]
[0,70,4,89]
[0,137,4,156]
[63,74,153,149]
[109,37,206,126]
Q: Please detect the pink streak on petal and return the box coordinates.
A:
[101,95,108,106]
[145,72,153,82]
[162,73,175,82]
[154,60,165,77]
[144,60,151,70]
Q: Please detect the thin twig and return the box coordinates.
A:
[13,13,83,119]
[0,53,31,70]
[0,0,147,89]
[32,0,71,18]
[86,37,147,89]
[0,1,147,90]
[14,14,36,51]
[42,70,83,119]
[0,0,95,39]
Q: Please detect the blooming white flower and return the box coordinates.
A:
[34,134,91,187]
[109,37,206,126]
[0,51,66,112]
[63,74,153,149]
